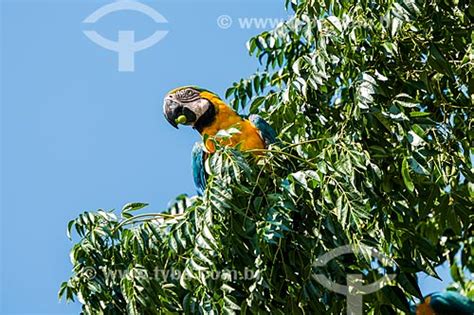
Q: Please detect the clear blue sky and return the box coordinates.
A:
[0,0,451,313]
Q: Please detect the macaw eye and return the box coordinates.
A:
[186,90,198,99]
[177,89,198,101]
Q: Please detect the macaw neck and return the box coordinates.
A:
[195,92,266,153]
[197,92,242,137]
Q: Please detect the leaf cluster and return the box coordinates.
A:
[61,0,473,313]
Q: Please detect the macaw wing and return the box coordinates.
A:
[248,114,277,147]
[429,291,474,315]
[192,142,207,196]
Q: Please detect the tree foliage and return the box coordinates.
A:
[61,0,473,313]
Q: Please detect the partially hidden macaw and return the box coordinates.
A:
[163,86,277,195]
[413,291,474,315]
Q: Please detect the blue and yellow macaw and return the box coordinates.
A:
[413,291,474,315]
[163,86,277,195]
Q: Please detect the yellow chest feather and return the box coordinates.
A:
[416,297,434,315]
[199,94,265,153]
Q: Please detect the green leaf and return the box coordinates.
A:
[409,111,430,117]
[428,45,454,78]
[381,286,411,313]
[250,96,266,113]
[122,202,149,213]
[327,16,343,33]
[401,157,415,192]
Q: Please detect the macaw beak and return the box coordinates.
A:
[163,96,198,129]
[163,98,181,129]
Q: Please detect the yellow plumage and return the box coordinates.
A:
[416,296,434,315]
[199,91,265,153]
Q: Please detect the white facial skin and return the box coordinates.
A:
[183,98,211,126]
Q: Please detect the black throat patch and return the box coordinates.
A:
[194,105,216,133]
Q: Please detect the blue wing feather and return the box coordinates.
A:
[191,142,207,196]
[191,116,276,195]
[429,291,474,315]
[248,114,277,146]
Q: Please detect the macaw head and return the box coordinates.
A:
[163,86,217,130]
